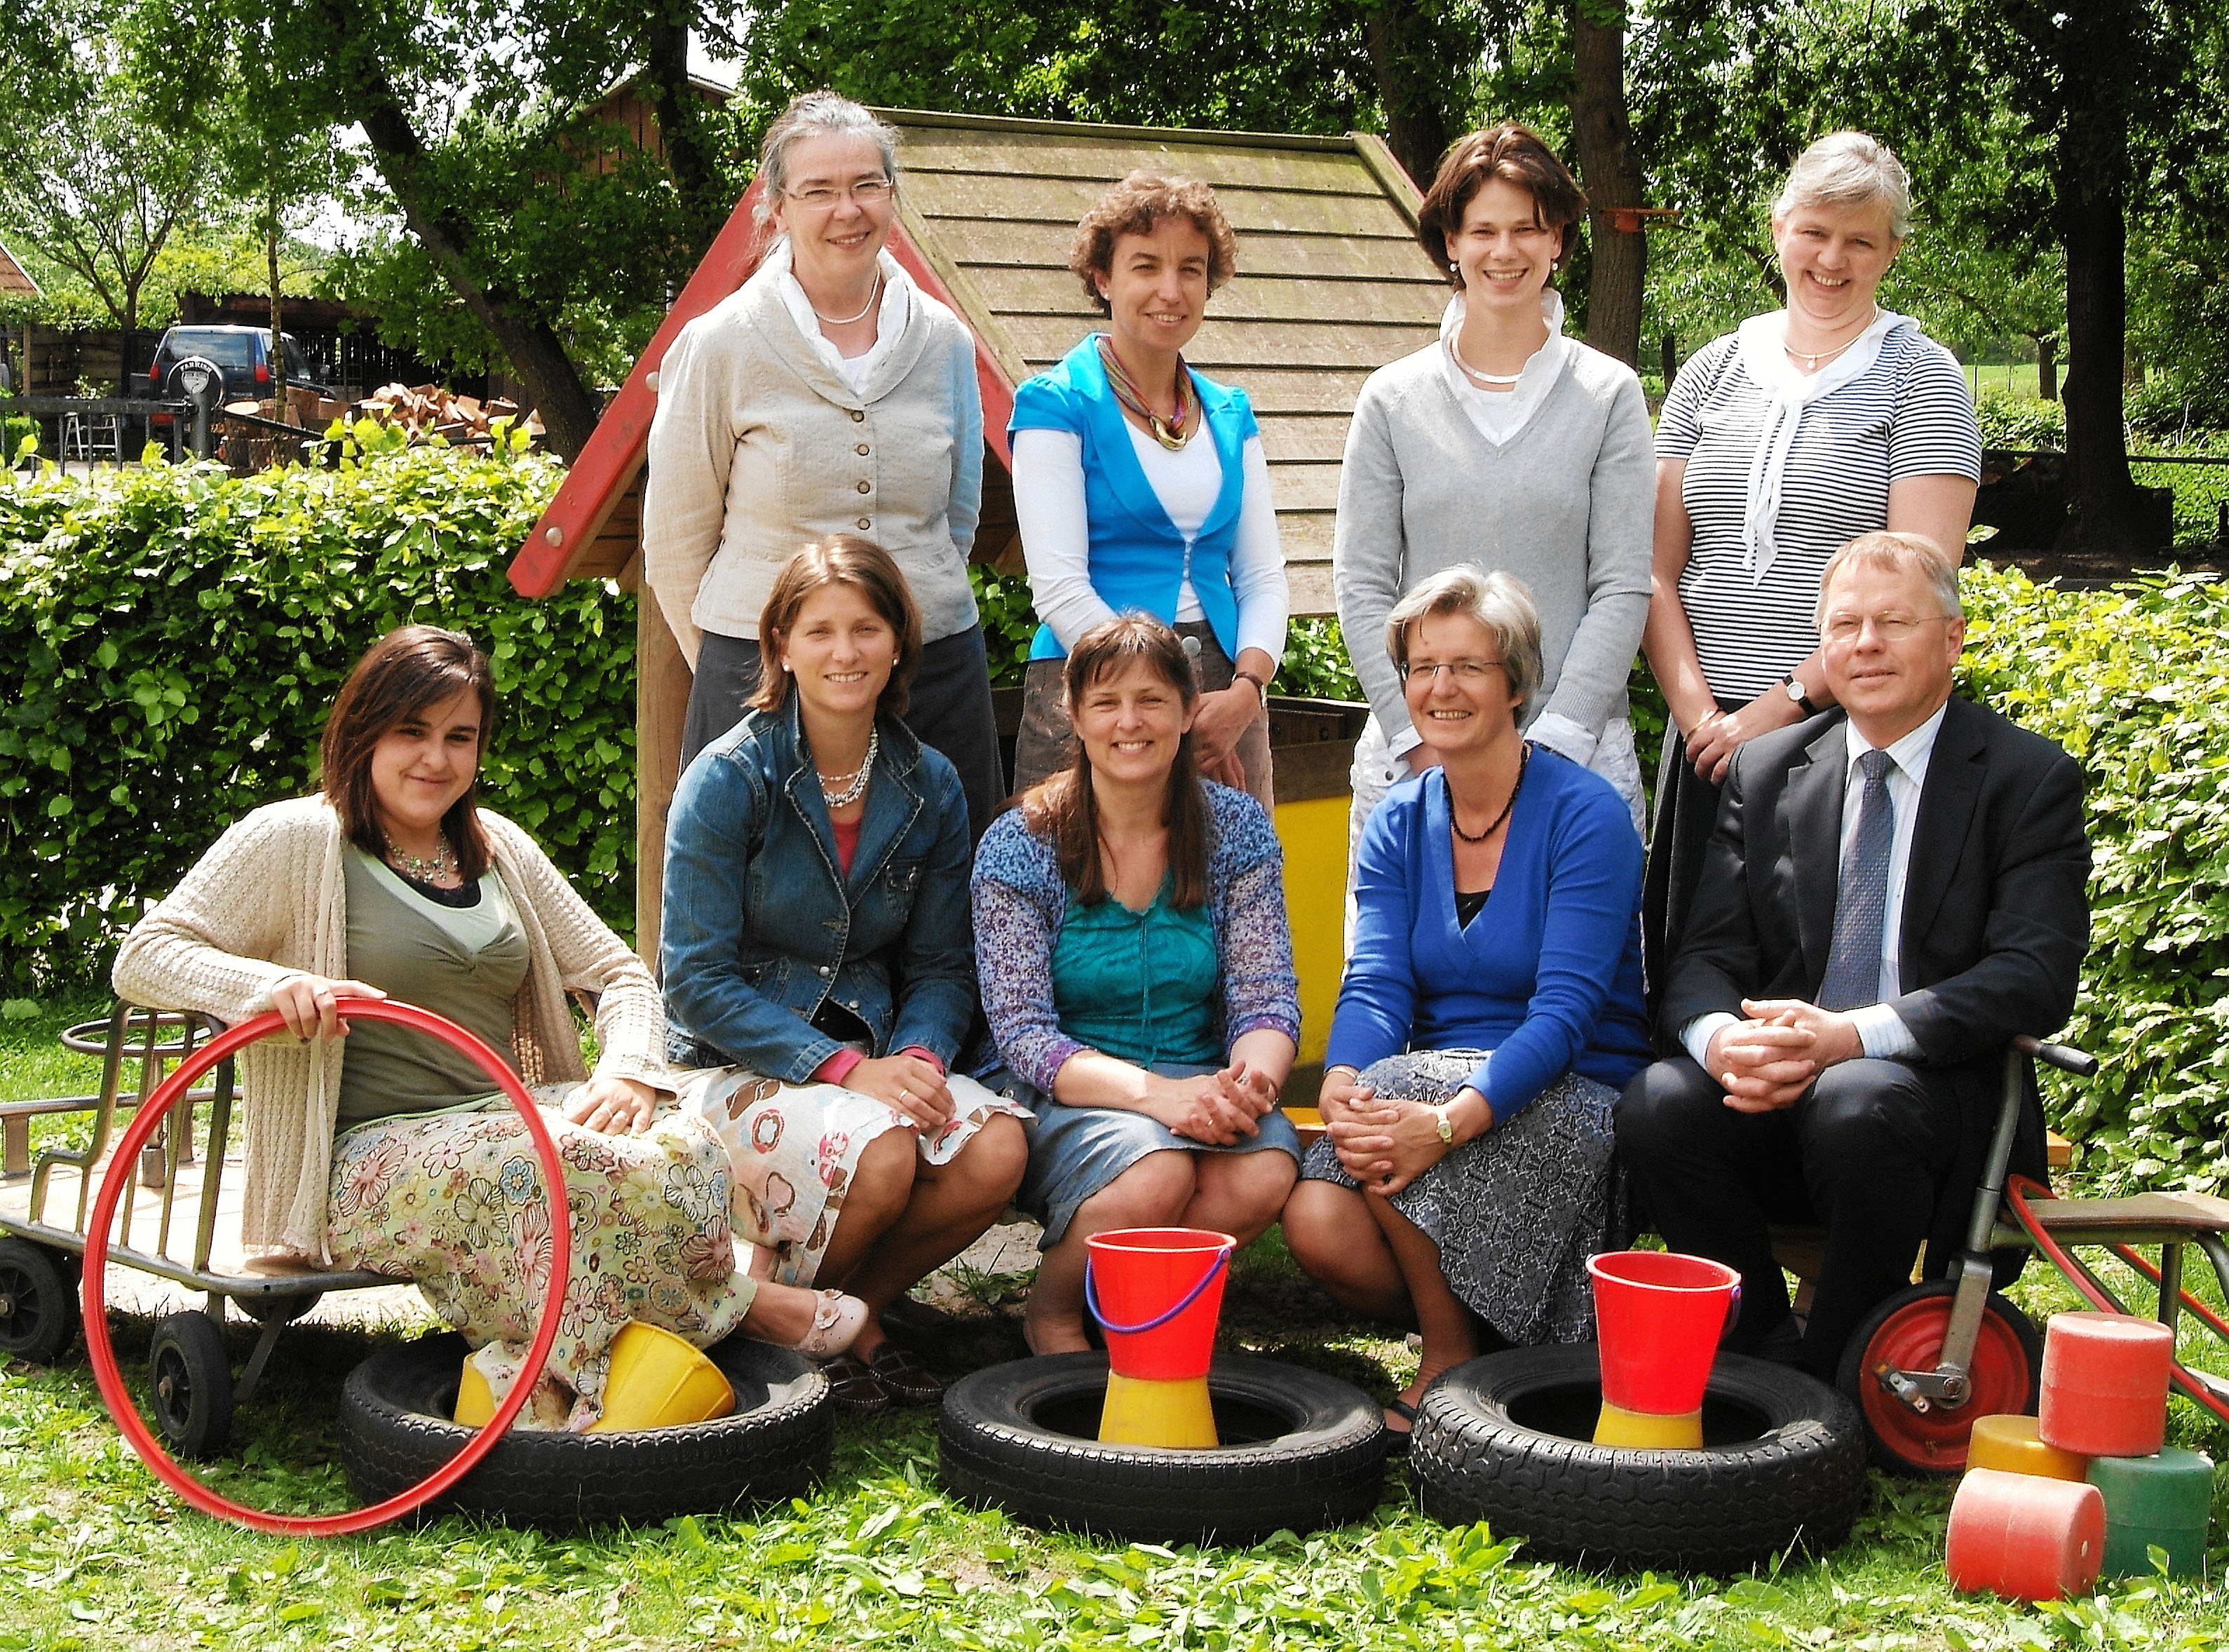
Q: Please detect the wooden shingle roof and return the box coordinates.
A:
[508,109,1447,616]
[0,239,40,299]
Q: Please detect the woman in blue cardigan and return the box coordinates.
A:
[1008,172,1289,808]
[1284,566,1651,1446]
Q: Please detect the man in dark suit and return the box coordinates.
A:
[1618,531,2089,1381]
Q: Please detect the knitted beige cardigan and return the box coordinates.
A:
[111,796,668,1262]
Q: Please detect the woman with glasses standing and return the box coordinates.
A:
[646,91,1003,841]
[1283,569,1650,1449]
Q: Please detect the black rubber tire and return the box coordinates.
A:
[1837,1280,2044,1477]
[149,1310,235,1461]
[338,1332,833,1527]
[937,1353,1387,1544]
[0,1238,79,1365]
[1411,1346,1868,1575]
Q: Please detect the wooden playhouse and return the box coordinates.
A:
[506,107,1451,1074]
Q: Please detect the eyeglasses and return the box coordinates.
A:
[1398,658,1503,684]
[782,177,894,208]
[1820,611,1954,644]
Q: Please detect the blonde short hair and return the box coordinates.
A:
[1384,566,1543,709]
[1815,531,1961,631]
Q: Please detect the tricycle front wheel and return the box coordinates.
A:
[1838,1280,2042,1476]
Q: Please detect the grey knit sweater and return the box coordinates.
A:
[1332,338,1654,760]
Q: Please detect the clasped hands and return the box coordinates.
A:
[1705,998,1864,1112]
[1188,682,1258,792]
[843,1051,958,1132]
[1320,1070,1489,1197]
[1143,1061,1280,1146]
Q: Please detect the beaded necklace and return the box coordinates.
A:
[1097,336,1200,450]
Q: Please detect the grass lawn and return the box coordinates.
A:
[3,996,2228,1648]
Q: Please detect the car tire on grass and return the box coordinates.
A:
[938,1352,1387,1544]
[1411,1346,1868,1574]
[338,1331,832,1527]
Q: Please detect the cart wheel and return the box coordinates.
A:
[149,1312,234,1461]
[0,1238,80,1365]
[1838,1281,2042,1477]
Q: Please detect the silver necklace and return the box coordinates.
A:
[1784,304,1879,367]
[1449,335,1524,386]
[811,271,882,327]
[386,834,458,883]
[818,724,879,809]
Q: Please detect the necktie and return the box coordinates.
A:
[1817,750,1895,1011]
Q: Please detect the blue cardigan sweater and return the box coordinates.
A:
[1327,747,1651,1119]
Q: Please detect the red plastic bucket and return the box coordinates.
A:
[1589,1250,1740,1416]
[1085,1228,1235,1381]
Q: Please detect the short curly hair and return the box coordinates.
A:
[1416,122,1587,288]
[1068,172,1239,315]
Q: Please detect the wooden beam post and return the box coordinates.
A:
[635,578,693,970]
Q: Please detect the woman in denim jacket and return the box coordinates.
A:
[663,536,1028,1414]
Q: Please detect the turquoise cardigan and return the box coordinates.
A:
[1008,334,1259,662]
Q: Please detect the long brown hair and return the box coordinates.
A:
[1022,615,1211,909]
[751,536,923,719]
[318,625,496,879]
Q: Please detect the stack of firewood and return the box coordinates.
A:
[345,383,545,444]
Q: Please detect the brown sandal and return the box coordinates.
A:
[868,1342,945,1406]
[822,1353,891,1416]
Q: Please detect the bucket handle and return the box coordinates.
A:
[1083,1246,1232,1336]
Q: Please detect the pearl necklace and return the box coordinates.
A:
[819,724,879,809]
[1784,304,1879,368]
[386,834,459,883]
[810,271,882,327]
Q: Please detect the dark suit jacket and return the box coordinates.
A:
[1659,695,2090,1262]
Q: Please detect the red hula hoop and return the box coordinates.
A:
[80,998,573,1536]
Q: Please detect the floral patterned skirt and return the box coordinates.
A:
[1299,1050,1626,1346]
[673,1067,1029,1287]
[325,1085,757,1432]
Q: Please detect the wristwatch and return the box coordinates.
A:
[1781,673,1818,717]
[1430,1103,1456,1146]
[1233,668,1270,703]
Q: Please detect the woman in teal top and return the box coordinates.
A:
[973,615,1301,1353]
[1007,172,1289,808]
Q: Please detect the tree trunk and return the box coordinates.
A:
[2054,0,2148,556]
[1568,1,1645,366]
[2035,333,2057,402]
[267,203,289,424]
[644,19,723,259]
[316,0,602,461]
[1362,0,1452,190]
[1660,331,1677,388]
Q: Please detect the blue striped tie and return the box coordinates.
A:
[1817,750,1895,1011]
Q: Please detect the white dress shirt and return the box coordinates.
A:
[1682,700,1949,1071]
[1012,424,1289,659]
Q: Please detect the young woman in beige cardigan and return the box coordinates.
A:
[113,627,865,1430]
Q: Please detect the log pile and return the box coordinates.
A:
[351,384,544,444]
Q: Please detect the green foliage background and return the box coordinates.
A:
[5,455,2228,1193]
[0,435,624,994]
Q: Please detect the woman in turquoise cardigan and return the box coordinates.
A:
[1008,172,1289,809]
[1283,566,1651,1448]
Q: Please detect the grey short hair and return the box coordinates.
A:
[1384,566,1543,710]
[752,91,900,238]
[1815,532,1962,630]
[1773,131,1912,240]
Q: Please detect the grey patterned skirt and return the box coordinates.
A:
[1299,1049,1625,1346]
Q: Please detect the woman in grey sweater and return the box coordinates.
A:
[1333,123,1652,876]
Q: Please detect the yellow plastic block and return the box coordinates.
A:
[1593,1398,1705,1450]
[1100,1371,1219,1449]
[1965,1414,2089,1481]
[1273,794,1353,1067]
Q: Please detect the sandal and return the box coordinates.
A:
[788,1289,869,1363]
[869,1341,945,1407]
[822,1353,892,1416]
[1383,1397,1418,1457]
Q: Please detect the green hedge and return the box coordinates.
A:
[0,431,627,994]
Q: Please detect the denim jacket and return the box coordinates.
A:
[660,698,977,1081]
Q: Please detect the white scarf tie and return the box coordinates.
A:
[1735,307,1909,582]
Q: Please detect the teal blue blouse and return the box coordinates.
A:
[1049,878,1222,1071]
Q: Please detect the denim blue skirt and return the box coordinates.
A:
[1005,1062,1303,1248]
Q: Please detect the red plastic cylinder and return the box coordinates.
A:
[1946,1468,2106,1600]
[1085,1228,1233,1381]
[2037,1311,2173,1458]
[1588,1250,1738,1416]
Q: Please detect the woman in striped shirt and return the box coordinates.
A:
[1640,132,1981,986]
